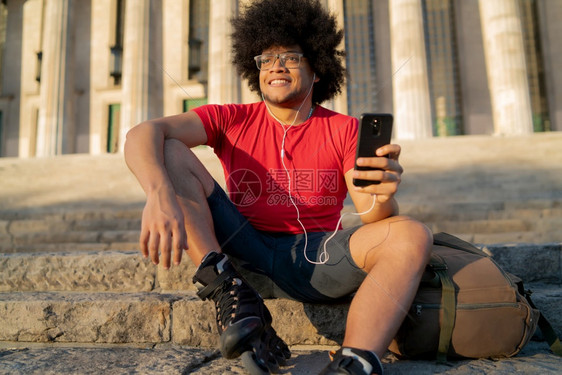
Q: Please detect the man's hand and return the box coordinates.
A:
[352,144,403,203]
[139,187,188,269]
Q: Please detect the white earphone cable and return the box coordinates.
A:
[316,194,377,264]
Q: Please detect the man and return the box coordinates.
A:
[124,0,432,374]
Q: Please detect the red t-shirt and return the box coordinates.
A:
[193,102,358,233]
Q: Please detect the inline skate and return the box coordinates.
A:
[193,251,291,374]
[319,347,384,375]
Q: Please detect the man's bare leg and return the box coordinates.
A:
[343,216,433,358]
[160,139,220,266]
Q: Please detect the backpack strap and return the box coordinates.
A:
[538,313,562,356]
[521,286,562,356]
[429,252,457,364]
[433,232,487,257]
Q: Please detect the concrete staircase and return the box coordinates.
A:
[1,133,562,374]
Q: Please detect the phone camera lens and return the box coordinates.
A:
[372,119,381,134]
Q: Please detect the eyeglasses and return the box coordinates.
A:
[254,53,304,70]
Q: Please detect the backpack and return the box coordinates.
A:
[388,232,562,363]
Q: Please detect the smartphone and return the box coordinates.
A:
[353,113,394,187]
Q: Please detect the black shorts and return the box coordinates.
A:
[207,181,367,304]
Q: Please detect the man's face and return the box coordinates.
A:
[258,45,318,107]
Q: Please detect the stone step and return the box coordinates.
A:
[5,224,561,253]
[2,205,561,253]
[1,197,560,230]
[0,222,538,254]
[463,231,562,245]
[3,198,560,222]
[435,217,562,244]
[0,195,562,253]
[399,200,562,221]
[2,218,142,236]
[0,291,342,347]
[1,283,560,347]
[0,242,139,254]
[0,214,140,237]
[429,218,553,235]
[1,243,561,294]
[0,235,140,253]
[0,216,140,233]
[0,251,187,293]
[6,229,140,246]
[342,217,562,244]
[396,176,562,203]
[2,198,560,226]
[0,206,143,219]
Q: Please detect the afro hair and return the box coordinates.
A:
[230,0,346,105]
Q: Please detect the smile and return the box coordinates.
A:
[269,79,290,86]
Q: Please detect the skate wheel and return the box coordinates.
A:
[241,351,270,375]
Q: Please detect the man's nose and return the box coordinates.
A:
[270,56,287,70]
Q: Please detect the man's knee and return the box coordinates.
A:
[390,216,433,265]
[163,139,191,165]
[364,215,432,265]
[351,216,432,270]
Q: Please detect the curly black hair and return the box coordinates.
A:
[230,0,346,105]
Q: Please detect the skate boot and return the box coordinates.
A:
[319,347,384,375]
[193,252,290,374]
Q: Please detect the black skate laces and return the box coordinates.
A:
[193,253,269,333]
[213,276,265,332]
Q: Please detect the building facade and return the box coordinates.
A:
[0,0,560,157]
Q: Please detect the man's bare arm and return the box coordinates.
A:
[124,111,207,195]
[345,143,402,224]
[123,111,208,267]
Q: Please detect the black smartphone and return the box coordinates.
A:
[353,113,394,187]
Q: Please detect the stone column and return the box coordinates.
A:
[208,0,240,104]
[325,0,347,114]
[479,0,533,135]
[36,0,75,156]
[538,0,562,131]
[2,0,24,157]
[389,0,433,139]
[161,0,187,116]
[120,0,162,150]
